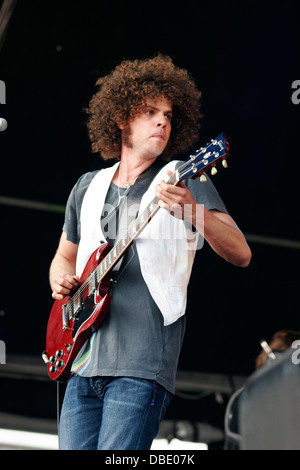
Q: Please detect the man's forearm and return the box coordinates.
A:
[194,206,251,267]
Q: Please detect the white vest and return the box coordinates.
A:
[76,161,199,326]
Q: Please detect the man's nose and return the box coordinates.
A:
[157,114,167,127]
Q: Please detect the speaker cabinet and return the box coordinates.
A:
[240,348,300,450]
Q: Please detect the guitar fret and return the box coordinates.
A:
[110,250,116,265]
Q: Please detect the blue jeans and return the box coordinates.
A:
[59,375,172,450]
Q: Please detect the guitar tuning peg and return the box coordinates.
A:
[211,166,218,176]
[200,174,207,182]
[222,159,228,168]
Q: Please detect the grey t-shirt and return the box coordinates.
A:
[63,159,228,394]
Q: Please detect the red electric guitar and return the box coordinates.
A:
[43,133,229,381]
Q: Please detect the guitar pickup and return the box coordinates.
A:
[73,304,82,318]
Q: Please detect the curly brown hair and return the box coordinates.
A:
[85,54,202,161]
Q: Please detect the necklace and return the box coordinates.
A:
[119,163,139,188]
[117,163,137,206]
[117,163,139,204]
[104,164,139,230]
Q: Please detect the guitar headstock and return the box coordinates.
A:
[176,132,229,182]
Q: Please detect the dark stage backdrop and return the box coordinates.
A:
[0,0,299,431]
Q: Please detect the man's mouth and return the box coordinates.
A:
[151,133,165,141]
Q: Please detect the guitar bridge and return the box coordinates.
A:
[62,304,69,330]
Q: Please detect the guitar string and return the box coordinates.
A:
[68,140,223,311]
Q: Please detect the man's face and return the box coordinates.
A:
[121,96,172,160]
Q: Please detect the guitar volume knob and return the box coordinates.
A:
[55,350,64,358]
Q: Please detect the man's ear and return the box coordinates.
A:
[117,121,126,130]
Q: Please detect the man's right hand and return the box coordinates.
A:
[51,272,80,300]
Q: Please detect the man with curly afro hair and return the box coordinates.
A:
[49,54,251,450]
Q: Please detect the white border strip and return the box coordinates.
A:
[0,429,58,450]
[0,428,207,450]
